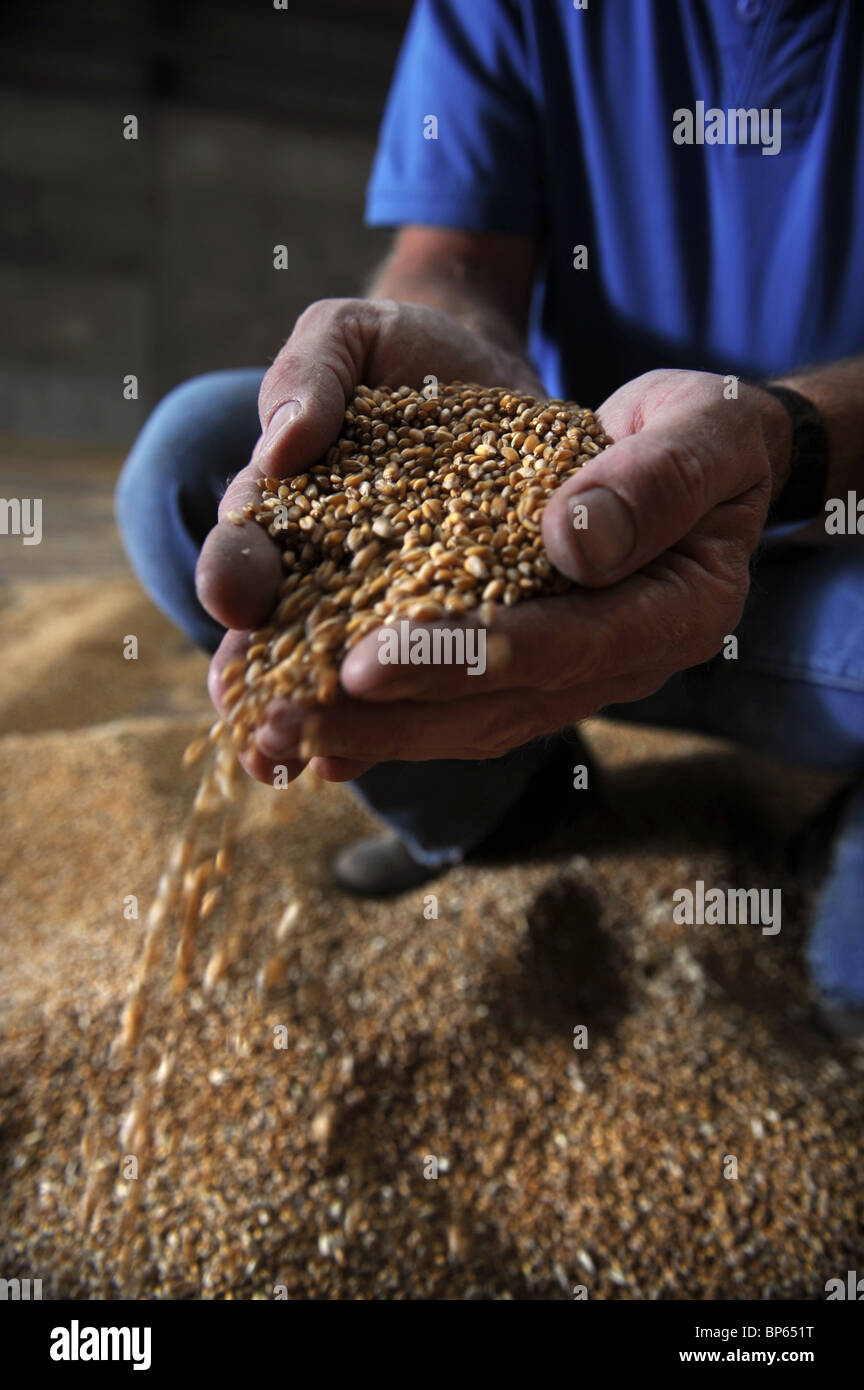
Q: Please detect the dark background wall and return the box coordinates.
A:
[0,0,412,444]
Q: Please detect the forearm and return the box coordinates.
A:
[367,265,525,358]
[365,228,535,361]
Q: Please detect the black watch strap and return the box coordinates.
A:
[751,382,830,526]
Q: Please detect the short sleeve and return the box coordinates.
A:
[364,0,542,236]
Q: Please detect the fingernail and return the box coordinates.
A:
[255,727,299,759]
[568,487,636,574]
[258,400,301,459]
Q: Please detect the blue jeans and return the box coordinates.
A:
[116,370,864,1014]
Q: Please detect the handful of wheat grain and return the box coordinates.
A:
[219,381,610,719]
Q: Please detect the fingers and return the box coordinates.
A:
[308,756,375,782]
[210,640,369,780]
[206,631,307,786]
[543,372,771,587]
[340,616,514,701]
[207,628,251,715]
[340,526,743,703]
[237,742,307,788]
[208,611,678,771]
[255,667,669,765]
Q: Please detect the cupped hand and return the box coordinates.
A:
[196,296,545,784]
[255,368,788,773]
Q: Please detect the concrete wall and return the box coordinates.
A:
[0,1,408,444]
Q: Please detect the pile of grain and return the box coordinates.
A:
[1,690,860,1299]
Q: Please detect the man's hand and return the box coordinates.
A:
[252,368,792,777]
[196,294,545,784]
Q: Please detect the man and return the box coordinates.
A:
[117,1,864,1025]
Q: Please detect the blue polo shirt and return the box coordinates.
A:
[365,0,864,408]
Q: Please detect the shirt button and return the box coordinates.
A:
[736,0,763,19]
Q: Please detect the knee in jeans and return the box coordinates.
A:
[116,371,237,512]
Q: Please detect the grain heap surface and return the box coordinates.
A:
[1,688,860,1300]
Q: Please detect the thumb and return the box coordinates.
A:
[543,418,741,587]
[196,302,371,630]
[254,298,378,474]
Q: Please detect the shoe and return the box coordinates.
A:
[332,732,602,898]
[332,831,440,896]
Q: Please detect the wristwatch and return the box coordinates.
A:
[750,382,830,526]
